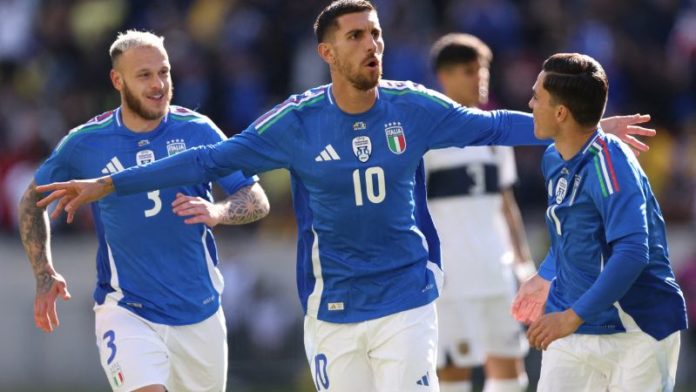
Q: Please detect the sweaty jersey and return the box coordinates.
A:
[112,80,546,323]
[538,130,687,340]
[35,106,256,325]
[425,146,517,299]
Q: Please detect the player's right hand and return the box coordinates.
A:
[511,274,550,325]
[34,272,71,333]
[36,176,115,223]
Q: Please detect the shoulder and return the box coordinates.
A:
[378,80,456,109]
[168,105,214,126]
[584,132,639,198]
[251,85,328,134]
[55,109,119,152]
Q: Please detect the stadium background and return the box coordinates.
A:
[0,0,695,391]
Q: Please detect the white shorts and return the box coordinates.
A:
[304,302,439,392]
[437,295,528,368]
[94,301,227,392]
[538,330,681,392]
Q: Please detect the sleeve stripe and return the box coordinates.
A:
[596,138,620,192]
[254,92,325,133]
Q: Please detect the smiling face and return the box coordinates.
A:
[529,71,560,140]
[111,45,172,122]
[324,10,384,90]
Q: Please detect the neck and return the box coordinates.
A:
[442,87,478,108]
[554,123,598,160]
[120,105,164,133]
[331,74,377,114]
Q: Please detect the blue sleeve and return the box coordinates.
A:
[114,119,294,196]
[199,118,258,195]
[572,139,650,320]
[571,233,648,320]
[427,106,549,149]
[35,136,76,187]
[538,248,556,281]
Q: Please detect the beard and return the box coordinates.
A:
[122,80,173,121]
[336,56,381,91]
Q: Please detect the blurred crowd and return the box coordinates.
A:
[1,0,695,387]
[1,0,696,228]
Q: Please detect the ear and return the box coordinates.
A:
[555,104,569,123]
[110,69,122,91]
[317,42,335,65]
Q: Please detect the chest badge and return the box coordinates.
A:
[166,139,186,156]
[136,149,155,166]
[352,136,372,162]
[555,176,568,204]
[385,122,406,154]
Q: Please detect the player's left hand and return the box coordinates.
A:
[599,114,655,156]
[527,308,583,351]
[172,193,223,227]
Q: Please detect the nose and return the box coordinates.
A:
[528,98,534,111]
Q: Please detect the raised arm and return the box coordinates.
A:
[171,183,270,227]
[19,180,72,332]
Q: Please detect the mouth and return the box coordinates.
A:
[147,92,166,103]
[363,58,380,70]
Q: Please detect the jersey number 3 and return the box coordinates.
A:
[353,167,386,206]
[144,190,162,217]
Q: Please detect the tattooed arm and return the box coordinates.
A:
[171,182,270,227]
[18,180,72,332]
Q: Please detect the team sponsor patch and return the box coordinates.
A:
[166,139,186,156]
[555,176,568,204]
[136,149,155,166]
[353,121,366,131]
[352,136,372,162]
[385,122,406,154]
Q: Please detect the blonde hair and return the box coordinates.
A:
[109,30,166,66]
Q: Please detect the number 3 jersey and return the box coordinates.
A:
[35,106,256,325]
[425,146,518,299]
[113,80,546,323]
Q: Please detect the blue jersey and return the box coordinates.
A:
[538,130,687,340]
[35,106,256,325]
[113,80,545,323]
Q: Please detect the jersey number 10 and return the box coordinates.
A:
[352,167,386,206]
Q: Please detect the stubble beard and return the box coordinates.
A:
[122,81,173,121]
[337,57,381,91]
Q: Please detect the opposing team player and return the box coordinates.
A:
[426,33,533,392]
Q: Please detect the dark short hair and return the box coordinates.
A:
[430,33,492,72]
[314,0,375,43]
[542,53,608,127]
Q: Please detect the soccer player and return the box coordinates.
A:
[18,30,269,392]
[426,33,533,392]
[512,53,687,391]
[34,2,655,391]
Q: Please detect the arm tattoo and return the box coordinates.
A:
[19,181,54,294]
[218,183,270,225]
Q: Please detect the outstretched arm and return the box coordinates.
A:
[19,181,72,332]
[172,183,270,227]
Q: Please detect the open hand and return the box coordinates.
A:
[35,176,114,223]
[511,274,550,325]
[172,193,223,227]
[600,114,655,156]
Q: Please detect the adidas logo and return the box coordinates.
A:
[416,372,430,387]
[315,144,340,162]
[101,157,125,174]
